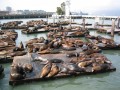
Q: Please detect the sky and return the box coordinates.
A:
[0,0,120,15]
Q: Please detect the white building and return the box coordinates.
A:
[65,0,70,18]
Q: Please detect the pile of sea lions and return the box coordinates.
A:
[47,28,89,38]
[1,21,26,29]
[9,49,115,81]
[10,63,33,80]
[0,30,27,63]
[22,19,88,34]
[86,34,120,49]
[26,20,47,27]
[38,52,113,79]
[25,36,101,54]
[0,30,18,41]
[6,20,116,85]
[97,28,107,33]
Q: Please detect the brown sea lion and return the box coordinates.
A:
[23,63,33,73]
[47,63,59,78]
[10,51,27,57]
[78,61,92,68]
[40,62,52,78]
[38,37,45,43]
[38,49,51,54]
[53,41,60,48]
[92,62,110,72]
[27,45,33,53]
[92,63,102,72]
[62,44,76,51]
[39,45,48,51]
[10,64,25,80]
[19,41,24,50]
[66,52,79,58]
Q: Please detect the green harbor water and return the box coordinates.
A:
[0,18,120,90]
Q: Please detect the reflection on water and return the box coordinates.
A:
[0,18,120,90]
[0,73,5,79]
[15,30,47,46]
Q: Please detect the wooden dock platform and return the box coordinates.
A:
[9,52,116,85]
[107,29,120,34]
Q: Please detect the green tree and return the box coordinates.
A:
[56,7,63,15]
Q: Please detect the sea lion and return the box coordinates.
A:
[23,63,33,73]
[38,49,51,54]
[18,41,24,50]
[27,45,33,53]
[59,64,69,74]
[39,37,45,43]
[10,64,25,80]
[44,39,49,45]
[92,63,102,72]
[53,41,60,48]
[40,62,52,78]
[66,52,79,57]
[47,63,59,78]
[78,61,92,68]
[62,44,76,51]
[65,63,84,74]
[10,51,27,57]
[49,59,63,63]
[92,63,110,72]
[39,45,48,51]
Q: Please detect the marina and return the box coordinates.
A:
[0,18,120,90]
[1,0,120,89]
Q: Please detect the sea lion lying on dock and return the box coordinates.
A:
[10,64,26,80]
[49,59,64,63]
[47,63,59,78]
[78,60,93,68]
[66,52,79,57]
[23,63,33,73]
[62,44,76,51]
[40,62,52,78]
[64,63,85,74]
[92,63,110,72]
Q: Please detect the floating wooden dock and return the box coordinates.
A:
[86,38,120,50]
[0,56,13,63]
[9,53,116,85]
[107,29,120,34]
[22,29,49,34]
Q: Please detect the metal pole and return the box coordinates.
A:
[70,15,71,28]
[83,18,85,30]
[102,16,104,27]
[116,17,120,29]
[46,13,48,23]
[53,16,55,24]
[111,19,115,37]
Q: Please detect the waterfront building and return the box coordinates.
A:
[0,11,9,16]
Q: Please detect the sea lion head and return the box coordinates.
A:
[23,63,33,73]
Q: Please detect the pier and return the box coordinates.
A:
[0,13,52,19]
[52,15,118,20]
